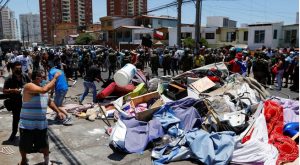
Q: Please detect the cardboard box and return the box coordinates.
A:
[164,83,188,100]
[130,91,164,121]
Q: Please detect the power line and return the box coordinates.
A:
[0,0,10,11]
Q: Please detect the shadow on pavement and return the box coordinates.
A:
[2,136,19,146]
[107,152,127,161]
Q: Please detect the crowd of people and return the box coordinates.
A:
[0,44,298,164]
[2,45,299,92]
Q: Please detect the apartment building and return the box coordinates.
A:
[19,13,41,44]
[107,0,147,16]
[39,0,93,45]
[0,6,18,39]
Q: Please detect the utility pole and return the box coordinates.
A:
[195,0,200,53]
[177,0,182,48]
[199,0,202,43]
[195,0,202,53]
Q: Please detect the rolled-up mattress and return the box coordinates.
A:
[97,82,135,99]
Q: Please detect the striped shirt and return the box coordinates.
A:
[19,93,49,130]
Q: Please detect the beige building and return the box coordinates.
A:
[0,6,18,39]
[54,23,77,45]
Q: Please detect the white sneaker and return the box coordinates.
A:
[72,80,77,87]
[62,115,73,126]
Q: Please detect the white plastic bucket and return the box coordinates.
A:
[114,64,137,87]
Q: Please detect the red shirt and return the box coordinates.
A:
[229,59,241,73]
[131,53,137,64]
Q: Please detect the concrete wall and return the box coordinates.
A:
[207,16,224,27]
[202,27,218,46]
[152,18,177,29]
[113,18,135,29]
[168,26,195,46]
[237,28,248,45]
[247,22,283,50]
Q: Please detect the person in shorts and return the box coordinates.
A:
[19,71,64,165]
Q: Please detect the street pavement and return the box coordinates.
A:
[0,66,298,165]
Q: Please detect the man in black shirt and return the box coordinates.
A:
[3,61,31,141]
[79,60,105,104]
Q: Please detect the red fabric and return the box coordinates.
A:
[235,53,243,59]
[263,100,298,165]
[154,31,164,40]
[207,76,220,82]
[241,128,254,144]
[272,64,278,75]
[113,84,135,96]
[97,82,135,99]
[97,82,116,99]
[229,60,241,73]
[131,53,137,64]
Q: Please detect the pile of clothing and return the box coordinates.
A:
[104,63,299,164]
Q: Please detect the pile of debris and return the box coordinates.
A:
[76,62,300,164]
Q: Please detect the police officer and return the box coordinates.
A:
[150,49,159,77]
[181,48,193,72]
[162,49,171,76]
[252,52,269,85]
[108,49,117,79]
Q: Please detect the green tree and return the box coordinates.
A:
[183,37,195,48]
[200,38,208,48]
[75,33,95,45]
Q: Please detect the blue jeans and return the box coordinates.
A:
[276,69,284,90]
[80,81,97,103]
[54,90,68,107]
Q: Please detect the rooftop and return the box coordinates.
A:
[135,15,177,20]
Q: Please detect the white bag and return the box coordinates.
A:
[109,119,127,151]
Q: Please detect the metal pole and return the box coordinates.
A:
[177,0,182,48]
[199,0,202,44]
[195,0,200,53]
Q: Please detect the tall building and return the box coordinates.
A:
[296,12,299,24]
[107,0,147,17]
[39,0,93,44]
[0,6,18,39]
[19,13,42,44]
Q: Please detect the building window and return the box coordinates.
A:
[254,30,265,43]
[273,29,277,39]
[117,32,122,38]
[158,19,162,25]
[226,32,236,42]
[181,33,191,39]
[223,18,228,27]
[125,31,131,38]
[205,33,214,39]
[285,30,297,44]
[243,31,248,41]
